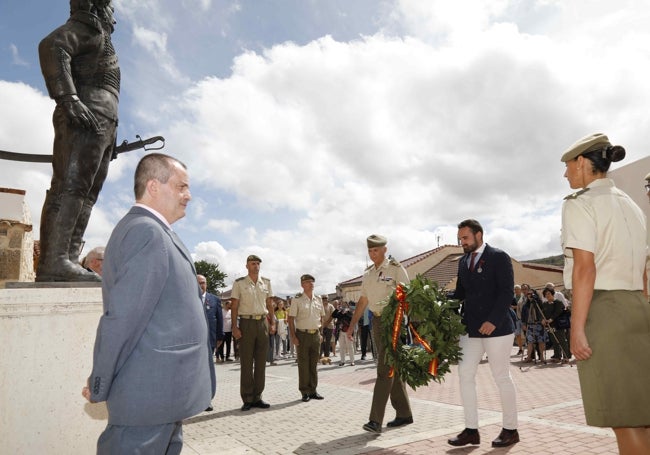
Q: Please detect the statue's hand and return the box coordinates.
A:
[58,95,102,133]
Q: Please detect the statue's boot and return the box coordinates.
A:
[68,198,94,265]
[36,193,100,282]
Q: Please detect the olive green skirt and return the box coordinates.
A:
[577,290,650,427]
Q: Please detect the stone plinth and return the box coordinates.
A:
[0,287,107,454]
[0,188,35,287]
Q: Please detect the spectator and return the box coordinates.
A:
[267,300,278,366]
[276,300,289,357]
[521,288,548,363]
[545,282,570,309]
[321,295,335,358]
[331,301,354,366]
[82,246,105,276]
[359,308,374,361]
[541,288,570,364]
[198,274,224,362]
[217,301,233,362]
[512,285,526,355]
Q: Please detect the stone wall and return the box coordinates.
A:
[0,287,107,454]
[0,188,35,286]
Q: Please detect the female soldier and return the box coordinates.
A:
[561,133,649,454]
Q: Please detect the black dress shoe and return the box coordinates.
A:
[204,405,213,412]
[362,421,382,433]
[302,394,311,402]
[252,399,270,409]
[491,428,519,448]
[309,392,324,400]
[386,416,413,427]
[448,428,480,446]
[241,402,252,411]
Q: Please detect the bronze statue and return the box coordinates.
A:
[36,0,119,281]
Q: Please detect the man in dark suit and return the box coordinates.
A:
[198,274,224,357]
[82,153,215,454]
[448,219,519,448]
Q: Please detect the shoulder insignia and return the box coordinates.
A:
[261,276,271,282]
[295,292,303,298]
[235,277,246,282]
[564,187,590,200]
[389,257,401,266]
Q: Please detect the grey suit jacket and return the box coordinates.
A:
[89,206,216,425]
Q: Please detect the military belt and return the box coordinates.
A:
[239,314,265,320]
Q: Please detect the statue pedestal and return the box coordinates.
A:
[0,287,107,454]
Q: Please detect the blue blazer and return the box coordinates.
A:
[454,244,515,338]
[89,206,216,426]
[203,292,224,350]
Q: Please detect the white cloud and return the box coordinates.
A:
[10,44,29,67]
[207,218,241,234]
[0,81,55,236]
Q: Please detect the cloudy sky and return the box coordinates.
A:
[1,0,649,296]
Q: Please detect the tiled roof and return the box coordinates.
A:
[421,252,463,288]
[338,245,459,287]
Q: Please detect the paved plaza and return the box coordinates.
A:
[181,347,619,455]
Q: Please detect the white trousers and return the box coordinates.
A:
[458,334,517,429]
[338,328,355,363]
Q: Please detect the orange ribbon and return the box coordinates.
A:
[409,322,439,376]
[388,284,407,378]
[388,283,438,378]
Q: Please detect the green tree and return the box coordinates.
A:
[195,260,227,294]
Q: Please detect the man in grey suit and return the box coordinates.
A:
[82,153,215,454]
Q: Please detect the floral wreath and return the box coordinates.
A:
[379,274,466,390]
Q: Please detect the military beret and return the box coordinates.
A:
[367,234,387,248]
[560,133,610,162]
[246,254,262,263]
[300,274,315,282]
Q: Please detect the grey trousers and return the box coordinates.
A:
[97,421,182,455]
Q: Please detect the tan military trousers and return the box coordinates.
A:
[369,315,412,424]
[296,330,320,395]
[238,318,268,403]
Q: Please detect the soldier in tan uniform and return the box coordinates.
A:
[347,235,413,433]
[231,255,276,411]
[288,274,326,402]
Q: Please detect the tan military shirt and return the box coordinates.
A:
[288,293,325,330]
[562,178,647,290]
[361,257,409,315]
[231,276,273,315]
[323,302,335,329]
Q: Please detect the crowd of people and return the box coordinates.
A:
[513,282,572,365]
